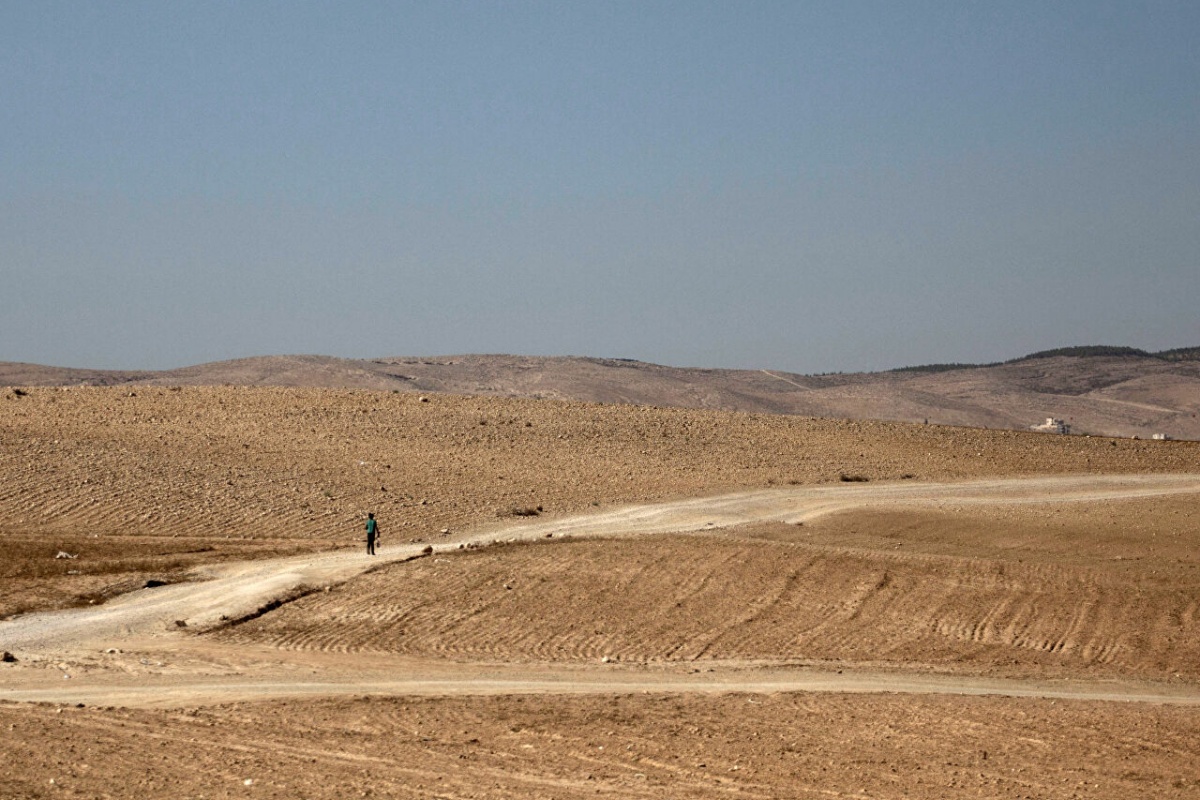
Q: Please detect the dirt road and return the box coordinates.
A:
[3,473,1199,709]
[5,647,1200,708]
[6,473,1199,649]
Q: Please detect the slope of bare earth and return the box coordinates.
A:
[215,494,1200,683]
[3,386,1200,799]
[3,385,1197,618]
[4,350,1199,439]
[4,692,1200,800]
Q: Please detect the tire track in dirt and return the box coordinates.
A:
[5,665,1200,708]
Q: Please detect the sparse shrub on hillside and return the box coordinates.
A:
[890,343,1200,372]
[890,363,984,374]
[1156,346,1200,362]
[839,473,870,483]
[510,506,543,517]
[1016,345,1149,361]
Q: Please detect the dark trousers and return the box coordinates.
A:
[367,535,376,555]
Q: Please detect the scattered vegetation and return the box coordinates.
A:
[891,344,1200,373]
[890,362,984,374]
[1157,346,1200,362]
[1018,345,1151,360]
[510,506,543,517]
[0,539,198,582]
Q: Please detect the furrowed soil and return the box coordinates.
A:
[216,496,1200,682]
[4,693,1200,800]
[3,386,1200,799]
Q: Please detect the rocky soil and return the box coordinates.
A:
[2,386,1199,799]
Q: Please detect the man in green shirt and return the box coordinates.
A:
[365,513,379,555]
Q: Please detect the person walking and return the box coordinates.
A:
[365,512,379,555]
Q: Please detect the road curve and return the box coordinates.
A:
[2,473,1199,707]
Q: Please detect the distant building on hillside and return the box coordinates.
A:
[1151,433,1173,441]
[1032,417,1070,434]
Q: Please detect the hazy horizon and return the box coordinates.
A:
[8,342,1200,379]
[4,2,1198,374]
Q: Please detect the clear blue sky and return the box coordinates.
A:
[3,1,1198,373]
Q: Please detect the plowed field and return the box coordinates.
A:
[5,692,1200,800]
[216,495,1200,682]
[3,386,1200,799]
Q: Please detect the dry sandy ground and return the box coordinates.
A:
[3,387,1200,798]
[5,691,1200,800]
[4,385,1192,620]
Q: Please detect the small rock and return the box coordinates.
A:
[421,545,433,555]
[174,619,188,628]
[55,551,78,560]
[1,651,16,663]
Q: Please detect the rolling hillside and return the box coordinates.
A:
[3,347,1198,439]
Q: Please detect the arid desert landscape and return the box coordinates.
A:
[9,0,1200,795]
[3,378,1200,798]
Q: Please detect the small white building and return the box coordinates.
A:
[1151,433,1172,441]
[1032,417,1070,434]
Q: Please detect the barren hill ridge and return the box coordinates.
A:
[3,346,1198,439]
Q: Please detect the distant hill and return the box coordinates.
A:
[3,348,1199,440]
[893,345,1200,372]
